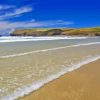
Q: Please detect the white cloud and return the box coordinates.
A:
[0,5,14,10]
[0,4,74,35]
[0,20,74,35]
[0,6,33,20]
[0,20,73,29]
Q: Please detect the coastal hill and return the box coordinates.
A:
[10,27,100,36]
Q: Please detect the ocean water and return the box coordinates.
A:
[0,36,100,100]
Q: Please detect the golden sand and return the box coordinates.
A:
[19,59,100,100]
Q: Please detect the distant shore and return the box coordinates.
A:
[11,27,100,36]
[19,59,100,100]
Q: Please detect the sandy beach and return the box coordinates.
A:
[0,37,100,99]
[0,0,100,99]
[19,59,100,100]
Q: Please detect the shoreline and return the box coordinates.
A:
[19,59,100,100]
[0,39,100,100]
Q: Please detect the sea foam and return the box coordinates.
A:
[2,55,100,100]
[0,36,88,43]
[0,38,100,100]
[0,42,100,59]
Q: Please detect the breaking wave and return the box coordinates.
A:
[2,55,100,100]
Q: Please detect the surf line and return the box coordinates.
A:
[2,55,100,100]
[0,42,100,59]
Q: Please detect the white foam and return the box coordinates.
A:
[1,42,100,59]
[0,36,88,43]
[0,77,3,80]
[2,55,100,100]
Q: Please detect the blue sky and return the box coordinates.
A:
[0,0,100,35]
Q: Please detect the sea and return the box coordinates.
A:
[0,36,100,100]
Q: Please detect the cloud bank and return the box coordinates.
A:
[0,5,14,10]
[0,6,33,20]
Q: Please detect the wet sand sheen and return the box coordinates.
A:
[19,59,100,100]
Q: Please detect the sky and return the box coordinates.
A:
[0,0,100,35]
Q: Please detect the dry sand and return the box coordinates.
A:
[19,59,100,100]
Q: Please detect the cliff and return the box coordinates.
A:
[10,27,100,36]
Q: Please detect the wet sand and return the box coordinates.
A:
[19,59,100,100]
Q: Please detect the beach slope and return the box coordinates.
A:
[20,59,100,100]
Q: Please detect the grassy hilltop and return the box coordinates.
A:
[10,27,100,36]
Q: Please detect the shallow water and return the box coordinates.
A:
[0,37,100,100]
[0,37,100,56]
